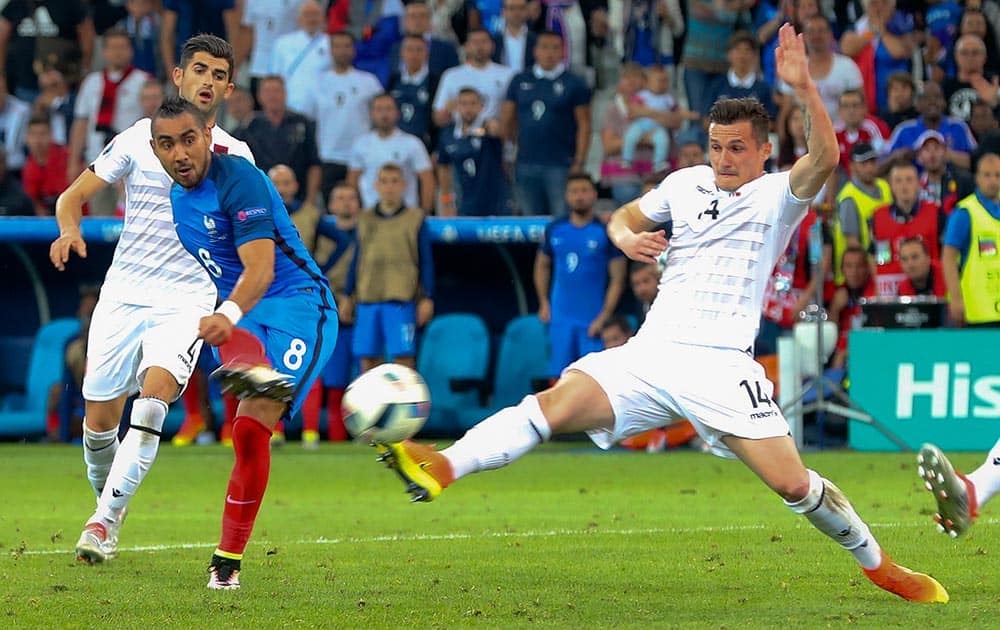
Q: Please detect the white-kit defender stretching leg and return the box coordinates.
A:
[373,25,948,603]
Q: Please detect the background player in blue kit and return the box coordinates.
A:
[535,173,627,378]
[150,96,338,590]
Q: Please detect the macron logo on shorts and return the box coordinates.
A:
[237,207,269,222]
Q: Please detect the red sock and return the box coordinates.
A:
[221,395,238,439]
[302,380,322,434]
[218,415,272,557]
[326,387,347,441]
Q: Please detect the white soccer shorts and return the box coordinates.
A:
[81,299,209,402]
[567,339,790,458]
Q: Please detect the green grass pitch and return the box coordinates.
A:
[1,442,997,628]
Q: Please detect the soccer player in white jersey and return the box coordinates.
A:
[373,25,949,604]
[48,34,255,565]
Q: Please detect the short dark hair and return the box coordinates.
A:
[601,315,633,336]
[566,172,595,189]
[899,237,929,254]
[331,30,355,44]
[708,98,771,145]
[370,92,398,110]
[27,115,51,128]
[151,95,208,129]
[536,29,563,43]
[838,88,866,105]
[727,30,758,52]
[103,27,131,44]
[457,87,482,100]
[377,162,404,177]
[886,71,914,91]
[841,245,868,266]
[179,34,235,80]
[402,33,429,47]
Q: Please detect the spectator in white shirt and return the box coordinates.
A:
[238,0,300,101]
[433,28,516,125]
[302,31,383,201]
[271,0,332,115]
[69,28,150,215]
[0,73,30,174]
[32,69,74,146]
[348,93,435,211]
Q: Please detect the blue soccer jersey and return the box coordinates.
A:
[170,153,337,415]
[542,217,623,324]
[170,153,332,301]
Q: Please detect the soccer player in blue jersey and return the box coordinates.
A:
[150,96,338,590]
[535,173,627,378]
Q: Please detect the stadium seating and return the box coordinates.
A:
[452,314,550,428]
[416,313,491,435]
[0,318,80,437]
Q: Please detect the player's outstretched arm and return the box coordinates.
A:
[777,23,838,201]
[607,200,667,264]
[49,169,110,270]
[199,239,276,346]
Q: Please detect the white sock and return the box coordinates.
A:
[93,398,168,525]
[785,469,883,570]
[442,395,552,480]
[967,437,1000,508]
[83,425,119,497]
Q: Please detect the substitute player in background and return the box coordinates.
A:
[151,97,337,589]
[373,25,948,603]
[49,35,255,564]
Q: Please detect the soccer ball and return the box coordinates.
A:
[342,364,431,443]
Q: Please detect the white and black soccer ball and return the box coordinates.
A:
[342,363,431,443]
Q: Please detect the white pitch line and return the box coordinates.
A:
[14,518,997,557]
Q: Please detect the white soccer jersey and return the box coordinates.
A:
[349,128,432,208]
[302,68,383,163]
[637,166,811,350]
[433,62,516,120]
[90,118,255,308]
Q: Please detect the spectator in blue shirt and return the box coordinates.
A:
[883,81,977,172]
[160,0,238,66]
[705,31,777,119]
[388,35,440,152]
[534,173,626,377]
[436,87,507,215]
[502,30,590,216]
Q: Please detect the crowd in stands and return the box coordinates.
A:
[2,0,999,444]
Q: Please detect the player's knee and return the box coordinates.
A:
[782,469,822,507]
[84,397,128,431]
[778,475,813,503]
[237,398,285,427]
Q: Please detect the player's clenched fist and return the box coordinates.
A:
[617,229,668,264]
[199,313,234,346]
[49,230,88,271]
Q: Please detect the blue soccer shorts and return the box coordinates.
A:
[352,301,417,360]
[547,318,603,377]
[226,291,339,418]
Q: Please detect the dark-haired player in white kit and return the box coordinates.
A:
[49,35,254,564]
[373,25,949,603]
